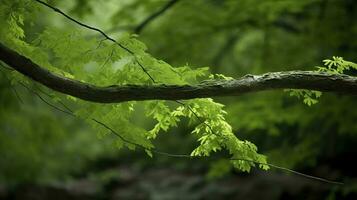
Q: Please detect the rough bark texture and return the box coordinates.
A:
[1,43,356,103]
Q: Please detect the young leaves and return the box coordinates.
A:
[287,57,356,106]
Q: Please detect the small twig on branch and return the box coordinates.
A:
[229,158,343,185]
[33,0,156,82]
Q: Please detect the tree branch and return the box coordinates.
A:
[0,43,356,103]
[134,0,180,34]
[105,0,180,34]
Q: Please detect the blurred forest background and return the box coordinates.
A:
[0,0,357,199]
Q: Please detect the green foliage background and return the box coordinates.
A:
[0,0,356,198]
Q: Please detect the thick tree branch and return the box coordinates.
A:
[0,43,356,103]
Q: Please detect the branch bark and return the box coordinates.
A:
[1,43,356,103]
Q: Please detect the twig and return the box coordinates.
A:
[230,158,343,185]
[34,0,156,82]
[0,64,23,103]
